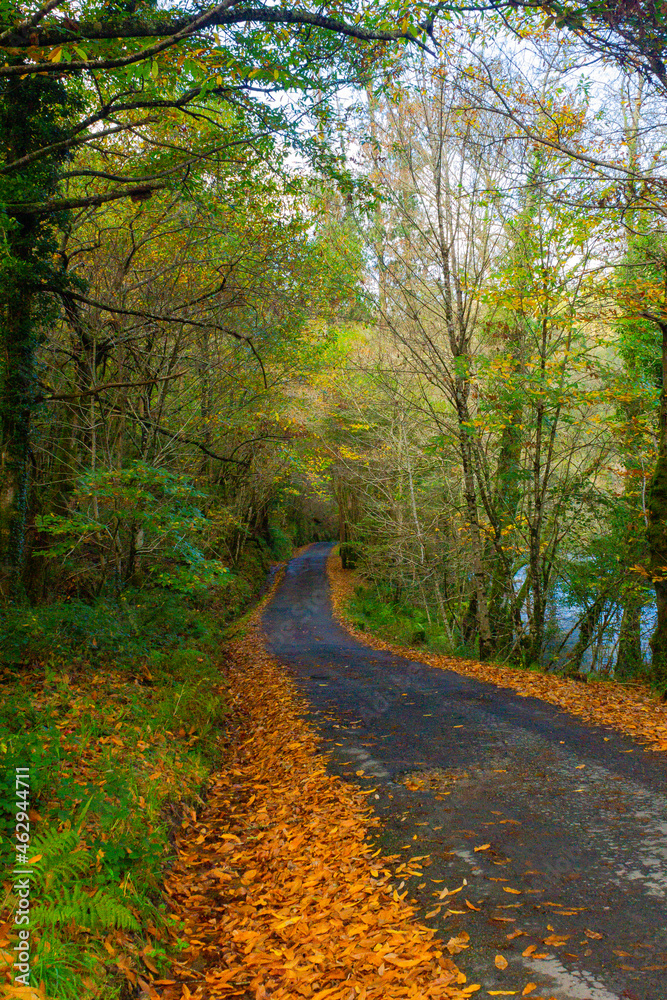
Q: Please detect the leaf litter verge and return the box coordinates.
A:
[159,603,480,1000]
[326,552,667,754]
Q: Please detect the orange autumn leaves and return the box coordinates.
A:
[159,621,478,1000]
[327,554,667,754]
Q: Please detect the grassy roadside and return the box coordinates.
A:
[0,543,282,1000]
[340,579,469,657]
[326,552,667,754]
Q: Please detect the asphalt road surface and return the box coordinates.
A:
[262,543,667,1000]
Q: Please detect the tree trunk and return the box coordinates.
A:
[0,72,76,592]
[0,278,35,590]
[487,413,523,653]
[564,596,603,677]
[647,322,667,692]
[615,596,643,679]
[456,404,493,659]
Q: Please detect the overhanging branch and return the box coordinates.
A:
[5,180,167,215]
[0,4,430,78]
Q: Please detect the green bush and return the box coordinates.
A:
[267,524,292,561]
[35,462,231,595]
[346,583,474,657]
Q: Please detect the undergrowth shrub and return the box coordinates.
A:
[347,583,477,658]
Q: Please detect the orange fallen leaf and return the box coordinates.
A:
[384,955,425,968]
[543,934,570,945]
[495,954,509,970]
[136,977,160,1000]
[522,985,538,996]
[447,932,471,954]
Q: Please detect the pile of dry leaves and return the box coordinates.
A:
[326,553,667,754]
[158,614,479,999]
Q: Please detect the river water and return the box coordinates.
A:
[517,571,656,674]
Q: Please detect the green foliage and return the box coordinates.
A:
[30,824,140,931]
[30,935,112,1000]
[0,72,84,281]
[266,524,293,561]
[35,883,140,932]
[17,825,140,998]
[31,825,90,886]
[347,583,475,658]
[1,591,206,667]
[615,233,667,390]
[35,461,230,594]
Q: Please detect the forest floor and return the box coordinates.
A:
[257,542,667,1000]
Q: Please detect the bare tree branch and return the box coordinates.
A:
[39,370,187,403]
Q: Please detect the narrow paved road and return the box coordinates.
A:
[262,543,667,1000]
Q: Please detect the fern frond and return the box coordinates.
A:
[29,827,89,889]
[34,884,139,931]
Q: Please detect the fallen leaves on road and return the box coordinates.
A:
[159,614,478,999]
[542,935,569,947]
[446,933,471,956]
[401,768,455,795]
[327,554,667,753]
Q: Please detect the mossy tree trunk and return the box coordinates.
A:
[616,596,643,679]
[0,73,80,594]
[647,320,667,693]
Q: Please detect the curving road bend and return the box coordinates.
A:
[262,543,667,1000]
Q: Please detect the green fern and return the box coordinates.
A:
[27,816,140,933]
[34,884,139,931]
[30,826,90,890]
